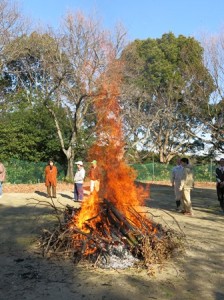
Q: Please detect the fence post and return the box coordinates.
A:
[210,159,213,182]
[152,156,155,180]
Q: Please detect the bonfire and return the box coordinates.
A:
[39,61,184,273]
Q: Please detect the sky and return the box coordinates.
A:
[19,0,224,41]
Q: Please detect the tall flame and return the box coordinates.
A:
[75,60,149,232]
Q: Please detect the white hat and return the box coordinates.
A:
[75,161,83,166]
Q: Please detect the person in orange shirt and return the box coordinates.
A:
[45,159,58,198]
[88,160,101,194]
[0,161,6,198]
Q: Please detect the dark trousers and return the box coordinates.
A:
[217,184,224,211]
[176,200,181,208]
[47,185,56,197]
[74,183,84,201]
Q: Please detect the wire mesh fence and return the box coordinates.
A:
[132,162,216,182]
[2,159,218,184]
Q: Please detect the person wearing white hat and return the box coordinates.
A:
[74,161,85,201]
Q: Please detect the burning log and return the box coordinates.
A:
[39,199,185,271]
[102,199,140,246]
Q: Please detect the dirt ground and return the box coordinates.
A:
[0,182,224,300]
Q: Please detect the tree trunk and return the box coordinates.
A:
[159,149,165,163]
[47,107,75,182]
[66,157,74,182]
[63,146,74,182]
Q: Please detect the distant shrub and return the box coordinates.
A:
[4,159,65,184]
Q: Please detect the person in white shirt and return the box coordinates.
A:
[74,161,85,202]
[171,158,183,211]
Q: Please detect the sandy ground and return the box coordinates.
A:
[0,182,224,300]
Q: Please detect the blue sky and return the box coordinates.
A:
[20,0,224,41]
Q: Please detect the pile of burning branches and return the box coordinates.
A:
[36,52,186,273]
[38,198,185,272]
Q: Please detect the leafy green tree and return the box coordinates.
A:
[210,99,224,153]
[0,94,64,163]
[121,33,214,163]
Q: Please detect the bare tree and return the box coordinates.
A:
[3,10,126,179]
[0,0,28,49]
[201,32,224,154]
[0,0,29,107]
[121,84,206,163]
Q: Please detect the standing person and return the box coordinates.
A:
[88,160,100,194]
[0,161,6,198]
[171,158,183,211]
[74,161,85,202]
[215,158,224,212]
[179,158,194,216]
[45,159,58,198]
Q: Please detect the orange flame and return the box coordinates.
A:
[73,59,151,235]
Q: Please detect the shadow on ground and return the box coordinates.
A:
[0,184,224,300]
[146,184,222,215]
[0,203,166,300]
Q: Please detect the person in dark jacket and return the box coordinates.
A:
[215,158,224,212]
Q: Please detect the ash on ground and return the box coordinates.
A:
[97,242,139,269]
